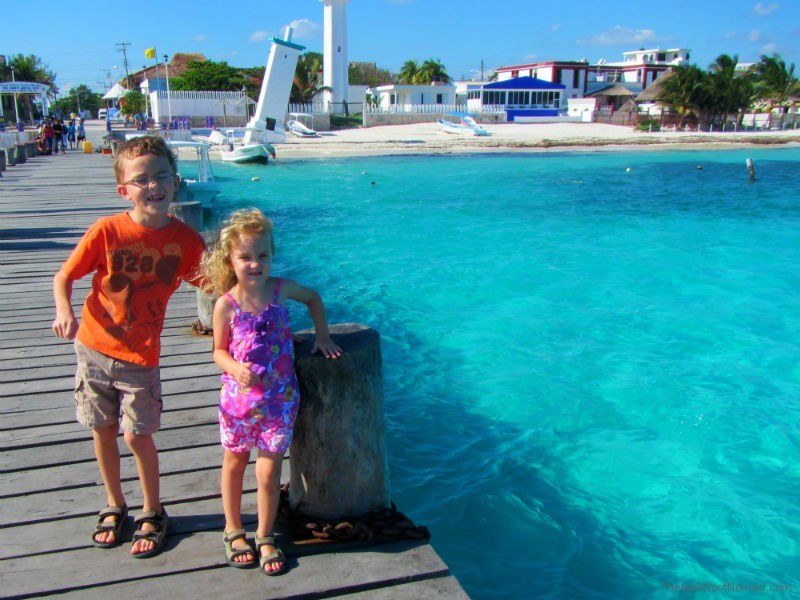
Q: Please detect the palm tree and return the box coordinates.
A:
[753,54,800,128]
[659,65,708,127]
[291,52,329,103]
[3,54,57,120]
[708,54,754,127]
[397,60,419,84]
[414,59,450,84]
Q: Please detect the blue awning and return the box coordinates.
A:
[483,76,565,91]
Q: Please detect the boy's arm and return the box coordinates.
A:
[284,280,342,359]
[211,296,262,388]
[52,270,78,339]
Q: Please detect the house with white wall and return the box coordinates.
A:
[496,61,589,99]
[368,83,456,111]
[495,48,691,96]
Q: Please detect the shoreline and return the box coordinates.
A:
[271,122,800,161]
[86,120,800,161]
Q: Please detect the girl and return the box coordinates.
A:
[201,208,342,575]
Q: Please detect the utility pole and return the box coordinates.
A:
[115,42,132,88]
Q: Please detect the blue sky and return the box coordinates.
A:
[4,0,798,93]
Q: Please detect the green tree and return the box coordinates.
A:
[120,89,146,117]
[349,62,392,86]
[753,54,800,127]
[708,54,754,126]
[1,53,57,121]
[169,60,247,91]
[49,84,101,118]
[291,52,329,103]
[397,60,419,84]
[415,59,450,84]
[659,65,709,126]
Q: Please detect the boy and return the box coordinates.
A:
[52,135,205,558]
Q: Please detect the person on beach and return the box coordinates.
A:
[40,118,53,154]
[66,119,76,150]
[51,135,206,558]
[76,118,86,148]
[201,208,342,575]
[52,118,64,154]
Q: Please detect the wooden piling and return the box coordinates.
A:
[290,323,391,519]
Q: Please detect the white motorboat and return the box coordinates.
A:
[286,112,318,137]
[220,141,277,164]
[437,113,489,136]
[167,140,221,204]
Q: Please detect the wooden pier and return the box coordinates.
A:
[0,147,468,599]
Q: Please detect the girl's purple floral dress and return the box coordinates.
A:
[219,279,299,451]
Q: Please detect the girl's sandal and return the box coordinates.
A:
[255,535,287,576]
[223,529,257,568]
[91,505,128,548]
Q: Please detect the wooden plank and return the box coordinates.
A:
[0,144,468,599]
[5,538,451,600]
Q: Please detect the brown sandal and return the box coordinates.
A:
[255,535,287,576]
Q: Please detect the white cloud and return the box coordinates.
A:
[249,31,270,43]
[753,2,779,16]
[577,25,670,46]
[748,29,762,42]
[284,19,321,40]
[760,42,779,54]
[194,33,207,43]
[550,24,561,32]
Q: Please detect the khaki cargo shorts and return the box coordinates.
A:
[74,339,162,435]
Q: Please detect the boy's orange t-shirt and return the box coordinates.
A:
[60,212,205,366]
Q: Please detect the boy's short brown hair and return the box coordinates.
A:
[113,135,177,183]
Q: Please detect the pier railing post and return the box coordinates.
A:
[290,323,391,519]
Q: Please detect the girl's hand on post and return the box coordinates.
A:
[312,336,343,359]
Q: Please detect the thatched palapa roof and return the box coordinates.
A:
[635,68,674,102]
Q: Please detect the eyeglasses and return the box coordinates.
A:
[123,173,177,187]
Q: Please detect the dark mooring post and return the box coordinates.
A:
[290,323,391,519]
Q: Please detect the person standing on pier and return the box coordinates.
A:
[51,135,206,558]
[201,208,342,575]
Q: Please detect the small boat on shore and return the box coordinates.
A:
[218,128,277,164]
[221,142,276,164]
[437,113,489,136]
[287,113,318,137]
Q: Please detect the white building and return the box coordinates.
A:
[368,83,456,111]
[495,48,691,96]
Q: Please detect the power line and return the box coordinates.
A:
[115,42,132,89]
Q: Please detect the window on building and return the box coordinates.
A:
[573,70,580,88]
[437,94,443,104]
[390,94,396,105]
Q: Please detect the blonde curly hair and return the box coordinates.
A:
[200,208,276,296]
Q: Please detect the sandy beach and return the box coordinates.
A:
[271,121,800,160]
[81,120,800,161]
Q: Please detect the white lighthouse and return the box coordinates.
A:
[320,0,350,113]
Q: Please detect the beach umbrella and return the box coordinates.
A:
[102,83,128,100]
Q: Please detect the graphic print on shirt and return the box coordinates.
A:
[99,241,183,353]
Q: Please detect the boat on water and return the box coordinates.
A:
[286,113,318,137]
[437,113,489,136]
[220,137,277,164]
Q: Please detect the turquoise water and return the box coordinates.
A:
[206,148,800,599]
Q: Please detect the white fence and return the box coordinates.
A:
[149,90,250,125]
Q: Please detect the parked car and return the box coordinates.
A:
[97,108,107,119]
